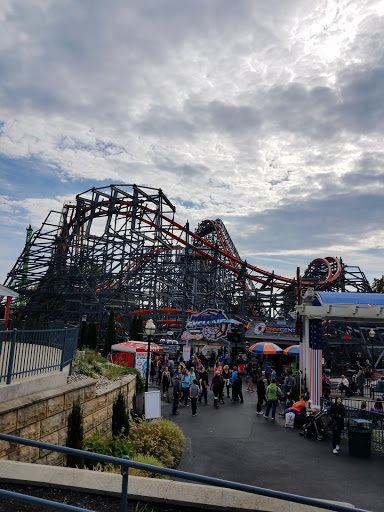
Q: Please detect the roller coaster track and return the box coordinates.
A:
[2,185,371,333]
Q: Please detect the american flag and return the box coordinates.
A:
[309,319,323,405]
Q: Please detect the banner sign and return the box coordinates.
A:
[181,331,203,340]
[254,323,296,334]
[135,352,148,379]
[183,345,191,362]
[187,309,229,341]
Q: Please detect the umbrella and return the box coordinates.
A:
[248,342,283,355]
[283,344,300,356]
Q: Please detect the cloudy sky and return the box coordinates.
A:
[1,0,383,286]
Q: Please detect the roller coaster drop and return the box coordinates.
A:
[3,185,372,347]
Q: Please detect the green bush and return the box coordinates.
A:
[129,419,185,468]
[129,454,170,479]
[84,430,135,468]
[112,392,129,438]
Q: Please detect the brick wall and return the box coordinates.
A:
[0,375,136,466]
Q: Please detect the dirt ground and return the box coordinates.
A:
[0,483,199,512]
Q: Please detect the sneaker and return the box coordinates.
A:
[336,445,340,450]
[205,402,210,405]
[172,411,179,416]
[333,449,338,454]
[263,415,268,419]
[192,413,196,417]
[256,411,263,415]
[271,417,275,421]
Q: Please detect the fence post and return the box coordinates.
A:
[6,329,17,385]
[60,328,68,372]
[120,455,130,512]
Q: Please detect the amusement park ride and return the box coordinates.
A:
[1,184,381,369]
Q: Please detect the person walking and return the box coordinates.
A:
[234,373,244,403]
[189,379,200,416]
[198,366,209,405]
[181,368,190,407]
[211,371,222,409]
[256,375,266,415]
[161,366,171,398]
[329,396,345,454]
[222,365,231,398]
[246,362,255,392]
[264,379,282,420]
[172,372,182,415]
[364,359,373,386]
[231,366,238,400]
[356,368,365,396]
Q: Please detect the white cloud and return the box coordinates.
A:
[0,0,384,284]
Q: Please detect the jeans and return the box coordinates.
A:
[182,387,189,405]
[199,386,208,404]
[172,394,179,415]
[265,400,278,418]
[332,429,341,449]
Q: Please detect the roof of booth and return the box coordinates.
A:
[111,341,163,353]
[0,284,19,298]
[314,292,384,306]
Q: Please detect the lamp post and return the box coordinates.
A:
[369,328,375,368]
[145,319,156,392]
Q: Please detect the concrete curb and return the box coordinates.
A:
[0,460,354,511]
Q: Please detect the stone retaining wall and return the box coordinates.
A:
[0,375,136,466]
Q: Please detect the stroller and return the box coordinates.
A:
[299,408,328,441]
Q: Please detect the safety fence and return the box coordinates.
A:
[329,376,384,399]
[0,433,371,512]
[0,326,79,384]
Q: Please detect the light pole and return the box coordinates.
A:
[145,319,156,392]
[369,328,375,368]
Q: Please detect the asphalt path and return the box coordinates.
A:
[157,382,382,512]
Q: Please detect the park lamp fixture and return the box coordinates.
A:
[369,328,375,366]
[145,319,156,392]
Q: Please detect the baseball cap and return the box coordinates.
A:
[233,366,237,370]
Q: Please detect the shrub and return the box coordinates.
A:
[103,310,117,358]
[66,399,84,468]
[129,454,170,479]
[129,419,185,468]
[103,364,124,380]
[84,430,135,468]
[112,392,129,438]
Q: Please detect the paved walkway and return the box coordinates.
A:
[158,382,382,512]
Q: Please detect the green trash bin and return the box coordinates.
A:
[348,419,372,457]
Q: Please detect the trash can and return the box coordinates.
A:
[348,419,372,457]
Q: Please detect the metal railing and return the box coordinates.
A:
[0,433,371,512]
[0,326,79,384]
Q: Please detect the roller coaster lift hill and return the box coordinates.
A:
[2,184,381,370]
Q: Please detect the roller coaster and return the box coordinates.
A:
[2,185,372,347]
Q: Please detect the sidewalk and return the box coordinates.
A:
[163,381,382,512]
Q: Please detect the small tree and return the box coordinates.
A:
[86,322,98,350]
[103,310,116,358]
[66,399,84,468]
[129,315,139,341]
[372,276,384,293]
[112,391,129,438]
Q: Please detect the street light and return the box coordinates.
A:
[145,319,156,392]
[369,328,375,367]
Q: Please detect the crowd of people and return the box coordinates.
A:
[150,353,303,419]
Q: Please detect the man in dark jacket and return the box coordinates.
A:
[172,372,182,415]
[198,366,209,405]
[256,375,266,414]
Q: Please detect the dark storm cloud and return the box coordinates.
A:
[227,191,384,255]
